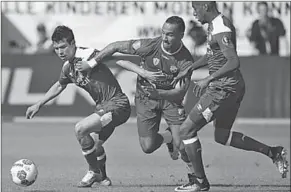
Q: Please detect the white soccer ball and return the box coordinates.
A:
[10,159,38,187]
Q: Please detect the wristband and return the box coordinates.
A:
[87,59,97,68]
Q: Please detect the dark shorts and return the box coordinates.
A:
[188,86,245,130]
[94,93,131,142]
[135,95,186,137]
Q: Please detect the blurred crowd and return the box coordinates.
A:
[4,1,289,57]
[187,1,288,57]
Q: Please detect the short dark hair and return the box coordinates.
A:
[257,1,268,11]
[165,16,185,33]
[192,1,217,8]
[51,25,75,43]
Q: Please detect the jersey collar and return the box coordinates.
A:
[161,41,183,55]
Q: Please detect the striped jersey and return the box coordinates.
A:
[206,14,244,90]
[58,47,124,104]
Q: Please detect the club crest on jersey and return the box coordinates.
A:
[153,58,160,66]
[170,66,178,74]
[222,35,231,45]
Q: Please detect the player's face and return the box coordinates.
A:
[161,22,183,50]
[53,38,76,61]
[192,3,207,24]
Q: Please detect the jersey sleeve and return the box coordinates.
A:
[177,48,194,78]
[128,37,161,57]
[213,32,236,52]
[58,62,72,86]
[77,47,99,61]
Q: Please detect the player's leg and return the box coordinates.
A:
[175,94,213,192]
[75,113,105,187]
[78,96,131,187]
[162,102,188,161]
[214,100,289,178]
[136,96,168,154]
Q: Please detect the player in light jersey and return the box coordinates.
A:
[25,26,131,188]
[172,2,289,191]
[76,16,197,178]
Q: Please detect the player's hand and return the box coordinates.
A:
[26,104,41,119]
[141,70,166,82]
[76,60,92,72]
[171,65,192,87]
[142,86,161,99]
[193,77,211,97]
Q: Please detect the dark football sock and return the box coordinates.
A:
[229,131,271,157]
[80,135,99,173]
[95,146,107,178]
[183,137,206,179]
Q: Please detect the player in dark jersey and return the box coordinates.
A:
[76,16,197,177]
[25,25,131,188]
[172,2,289,192]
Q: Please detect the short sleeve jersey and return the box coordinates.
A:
[127,37,193,94]
[206,14,244,89]
[58,47,124,104]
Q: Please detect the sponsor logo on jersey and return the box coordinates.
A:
[170,65,178,74]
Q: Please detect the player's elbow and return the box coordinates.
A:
[227,55,240,70]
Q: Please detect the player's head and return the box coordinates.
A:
[191,1,218,24]
[51,25,76,61]
[257,2,268,19]
[161,16,185,50]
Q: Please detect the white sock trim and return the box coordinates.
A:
[183,136,199,144]
[225,131,233,146]
[97,153,106,161]
[82,145,97,155]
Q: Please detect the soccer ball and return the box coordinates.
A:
[10,159,38,187]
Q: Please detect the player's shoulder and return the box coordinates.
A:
[141,36,162,47]
[212,14,233,35]
[75,46,99,60]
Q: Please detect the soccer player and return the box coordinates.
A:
[76,16,196,176]
[172,2,289,191]
[25,25,131,188]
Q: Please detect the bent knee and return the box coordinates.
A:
[139,137,156,154]
[75,122,87,137]
[180,117,198,141]
[214,128,231,145]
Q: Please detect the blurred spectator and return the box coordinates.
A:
[8,40,26,54]
[35,23,53,53]
[25,23,53,54]
[223,8,233,23]
[187,20,207,57]
[247,2,288,55]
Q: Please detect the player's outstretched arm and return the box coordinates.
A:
[116,60,165,83]
[145,77,190,102]
[76,38,154,72]
[81,40,138,70]
[172,56,207,85]
[26,81,66,119]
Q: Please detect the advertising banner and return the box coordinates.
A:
[2,2,290,56]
